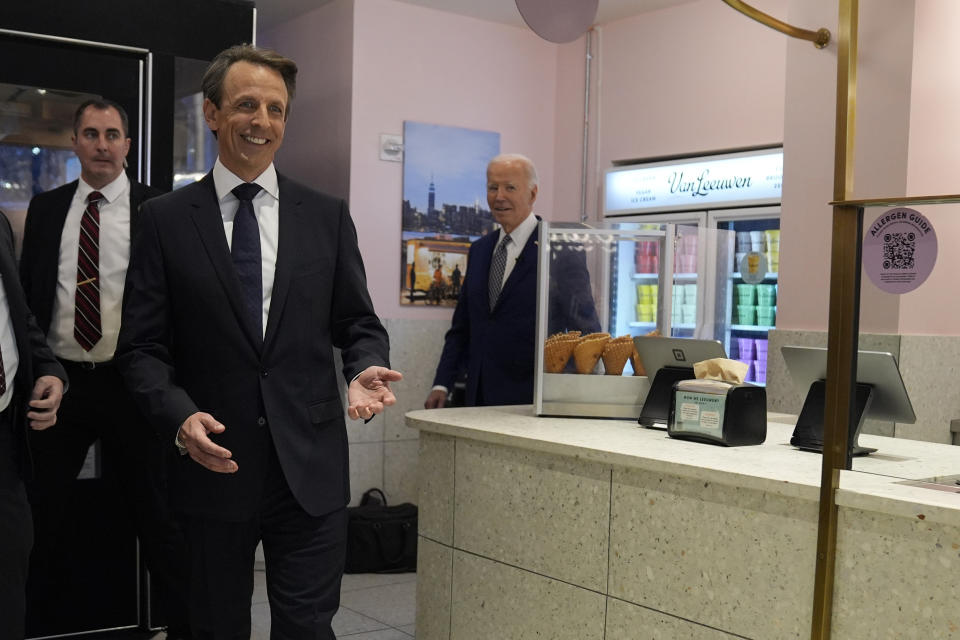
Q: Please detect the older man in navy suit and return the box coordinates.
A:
[426,154,599,408]
[117,44,401,639]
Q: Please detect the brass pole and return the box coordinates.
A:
[811,1,858,638]
[722,0,831,48]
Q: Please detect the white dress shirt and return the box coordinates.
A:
[494,211,538,290]
[48,172,131,362]
[212,158,280,337]
[0,274,20,413]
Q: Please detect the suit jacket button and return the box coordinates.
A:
[257,417,266,426]
[261,370,268,378]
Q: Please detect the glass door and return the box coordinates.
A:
[611,212,708,338]
[709,206,780,385]
[172,56,217,189]
[0,32,151,638]
[0,33,146,253]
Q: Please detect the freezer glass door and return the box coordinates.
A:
[608,212,709,338]
[710,207,780,385]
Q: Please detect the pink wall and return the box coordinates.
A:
[348,0,560,320]
[552,33,590,224]
[260,0,354,201]
[778,0,915,333]
[775,1,837,331]
[901,0,960,335]
[587,0,788,220]
[261,0,792,323]
[852,0,914,334]
[260,0,954,337]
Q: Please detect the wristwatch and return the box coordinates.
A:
[174,429,189,456]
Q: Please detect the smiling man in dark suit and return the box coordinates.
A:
[19,99,190,638]
[116,44,401,639]
[425,154,600,409]
[0,209,66,640]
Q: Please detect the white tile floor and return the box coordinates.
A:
[252,569,417,639]
[113,570,417,639]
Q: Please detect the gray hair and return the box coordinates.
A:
[488,153,539,188]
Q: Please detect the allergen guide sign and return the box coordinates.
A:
[863,207,937,294]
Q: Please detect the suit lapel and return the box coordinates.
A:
[0,220,31,389]
[473,233,496,314]
[129,181,148,240]
[53,181,77,234]
[44,182,77,307]
[47,181,76,252]
[189,174,262,353]
[263,175,299,352]
[493,221,539,311]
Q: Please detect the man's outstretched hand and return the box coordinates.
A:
[348,366,403,420]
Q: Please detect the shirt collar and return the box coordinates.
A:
[500,212,537,248]
[212,158,279,203]
[77,172,129,205]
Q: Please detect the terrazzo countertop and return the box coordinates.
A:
[406,405,960,527]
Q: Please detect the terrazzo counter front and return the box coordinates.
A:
[407,405,960,640]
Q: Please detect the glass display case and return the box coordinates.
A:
[534,221,734,418]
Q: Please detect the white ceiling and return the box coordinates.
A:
[255,0,697,33]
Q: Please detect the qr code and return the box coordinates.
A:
[882,232,915,269]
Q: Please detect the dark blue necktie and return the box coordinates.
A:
[231,183,263,340]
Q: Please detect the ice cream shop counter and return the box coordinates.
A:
[406,405,960,640]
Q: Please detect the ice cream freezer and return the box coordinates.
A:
[603,147,783,387]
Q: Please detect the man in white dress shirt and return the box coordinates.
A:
[18,99,189,638]
[425,154,600,408]
[116,45,400,638]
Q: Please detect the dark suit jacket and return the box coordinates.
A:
[432,220,599,407]
[116,173,389,520]
[0,214,67,479]
[19,179,163,335]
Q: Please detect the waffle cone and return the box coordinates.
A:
[573,335,609,374]
[602,337,634,375]
[544,340,576,373]
[546,330,581,344]
[579,332,611,343]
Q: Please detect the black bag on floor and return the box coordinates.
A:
[345,488,418,574]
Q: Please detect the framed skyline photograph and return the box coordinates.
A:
[400,121,500,306]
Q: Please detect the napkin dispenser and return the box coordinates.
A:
[667,379,766,446]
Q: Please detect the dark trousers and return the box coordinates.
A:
[26,361,189,634]
[182,439,347,640]
[0,409,30,640]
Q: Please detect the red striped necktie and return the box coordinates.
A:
[74,190,103,351]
